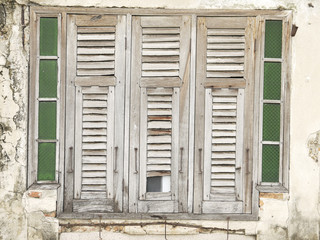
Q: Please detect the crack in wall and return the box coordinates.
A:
[59,221,246,235]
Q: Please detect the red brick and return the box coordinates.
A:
[28,191,41,198]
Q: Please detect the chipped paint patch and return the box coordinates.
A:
[307,130,320,162]
[260,193,284,200]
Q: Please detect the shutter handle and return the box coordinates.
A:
[67,146,74,173]
[198,148,203,174]
[179,147,184,173]
[134,148,138,174]
[114,146,118,173]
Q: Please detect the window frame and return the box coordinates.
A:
[256,15,292,193]
[28,6,292,220]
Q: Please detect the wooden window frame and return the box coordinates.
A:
[28,6,292,220]
[256,15,292,193]
[28,11,64,188]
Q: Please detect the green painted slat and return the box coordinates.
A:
[38,142,56,181]
[39,60,57,98]
[265,20,282,58]
[38,102,56,140]
[264,62,281,100]
[263,103,280,141]
[40,18,58,56]
[262,144,279,182]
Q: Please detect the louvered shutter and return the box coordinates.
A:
[65,14,126,213]
[194,17,255,214]
[129,16,190,213]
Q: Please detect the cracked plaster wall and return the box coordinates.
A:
[0,0,320,239]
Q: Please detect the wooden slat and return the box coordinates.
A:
[207,57,244,64]
[83,129,107,135]
[207,64,244,71]
[207,43,245,50]
[77,47,115,55]
[142,28,179,35]
[206,71,244,78]
[83,115,107,122]
[142,63,179,70]
[77,40,115,47]
[207,29,245,36]
[142,49,180,56]
[147,144,172,150]
[147,150,171,158]
[207,36,245,43]
[148,95,172,102]
[82,136,107,142]
[211,179,235,186]
[82,163,106,171]
[77,33,115,41]
[212,173,235,179]
[142,42,180,49]
[142,71,179,77]
[212,153,236,159]
[77,26,116,33]
[77,69,114,76]
[207,50,244,57]
[82,156,107,164]
[148,102,172,108]
[82,177,105,184]
[142,56,179,63]
[143,35,180,42]
[82,150,107,156]
[82,143,107,150]
[147,158,171,164]
[77,55,114,62]
[78,61,115,69]
[148,135,171,143]
[147,165,171,171]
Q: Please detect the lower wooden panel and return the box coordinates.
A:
[202,201,243,214]
[138,200,178,213]
[73,199,114,213]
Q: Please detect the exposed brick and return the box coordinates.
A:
[28,191,41,198]
[260,193,283,200]
[44,211,56,217]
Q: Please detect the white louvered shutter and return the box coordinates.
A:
[194,17,255,214]
[65,14,126,213]
[129,16,190,213]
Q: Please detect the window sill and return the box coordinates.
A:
[256,185,288,193]
[28,183,61,190]
[58,212,259,221]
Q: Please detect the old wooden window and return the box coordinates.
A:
[29,15,61,185]
[256,17,291,192]
[128,16,190,213]
[28,8,292,219]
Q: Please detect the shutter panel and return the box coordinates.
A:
[65,14,126,213]
[129,16,190,213]
[194,17,255,214]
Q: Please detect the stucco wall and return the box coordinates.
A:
[0,0,319,239]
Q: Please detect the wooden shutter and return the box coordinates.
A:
[129,16,190,213]
[65,14,126,213]
[194,17,255,214]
